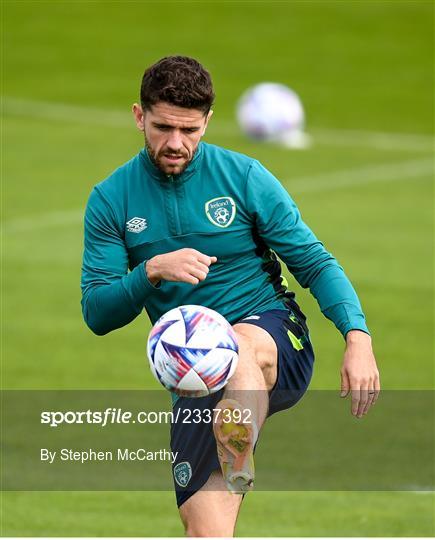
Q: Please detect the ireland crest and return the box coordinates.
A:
[205,197,236,228]
[173,461,192,488]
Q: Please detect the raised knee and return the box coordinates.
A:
[234,327,276,372]
[255,348,276,372]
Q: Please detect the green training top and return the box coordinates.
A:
[81,142,368,337]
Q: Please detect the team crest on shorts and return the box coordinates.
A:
[173,461,192,488]
[205,197,236,228]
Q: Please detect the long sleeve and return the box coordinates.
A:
[245,160,369,337]
[81,187,159,335]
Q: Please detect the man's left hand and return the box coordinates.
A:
[340,330,380,418]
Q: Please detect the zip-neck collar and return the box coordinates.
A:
[139,142,203,184]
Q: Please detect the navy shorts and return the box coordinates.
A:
[170,306,314,507]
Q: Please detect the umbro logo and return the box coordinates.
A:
[126,217,147,233]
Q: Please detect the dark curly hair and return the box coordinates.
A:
[140,56,215,115]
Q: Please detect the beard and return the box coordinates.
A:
[145,136,195,176]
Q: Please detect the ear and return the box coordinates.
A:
[201,109,213,136]
[132,103,145,131]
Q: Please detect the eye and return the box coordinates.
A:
[182,128,199,134]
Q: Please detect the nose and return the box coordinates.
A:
[166,129,183,152]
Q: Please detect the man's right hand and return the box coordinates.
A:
[145,248,217,286]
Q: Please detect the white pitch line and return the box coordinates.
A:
[311,128,434,153]
[209,121,435,153]
[2,209,84,233]
[3,96,434,153]
[288,157,433,194]
[2,157,432,234]
[2,96,132,129]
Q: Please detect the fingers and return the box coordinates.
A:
[178,267,209,285]
[158,249,218,284]
[180,250,218,285]
[373,371,381,405]
[351,388,361,417]
[195,251,218,266]
[350,386,369,418]
[356,388,369,418]
[340,371,350,398]
[179,273,200,285]
[196,261,212,276]
[363,388,376,415]
[341,344,380,418]
[350,378,380,418]
[362,374,380,415]
[186,262,211,283]
[341,367,381,418]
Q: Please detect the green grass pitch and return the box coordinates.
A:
[1,0,433,536]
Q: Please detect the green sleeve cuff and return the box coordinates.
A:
[323,303,370,339]
[121,262,160,311]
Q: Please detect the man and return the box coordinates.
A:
[81,56,380,537]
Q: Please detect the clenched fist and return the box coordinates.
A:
[145,248,217,286]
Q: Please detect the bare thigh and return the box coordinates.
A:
[233,322,278,391]
[179,470,243,537]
